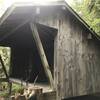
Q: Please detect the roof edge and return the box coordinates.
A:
[63,1,100,40]
[0,0,99,41]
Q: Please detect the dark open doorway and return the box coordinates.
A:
[9,23,57,85]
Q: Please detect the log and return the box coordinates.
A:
[30,23,54,89]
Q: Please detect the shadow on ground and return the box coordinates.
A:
[62,95,100,100]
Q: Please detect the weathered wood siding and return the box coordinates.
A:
[37,8,100,100]
[38,91,56,100]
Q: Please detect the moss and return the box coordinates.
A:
[0,92,9,98]
[11,84,24,94]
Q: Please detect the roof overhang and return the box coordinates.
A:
[0,0,99,45]
[0,1,64,44]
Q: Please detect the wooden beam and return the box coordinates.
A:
[30,23,54,89]
[9,78,22,85]
[0,6,15,26]
[0,19,30,42]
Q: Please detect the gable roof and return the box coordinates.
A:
[0,0,99,42]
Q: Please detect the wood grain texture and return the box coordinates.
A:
[36,9,100,100]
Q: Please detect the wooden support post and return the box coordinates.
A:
[30,23,54,89]
[35,88,43,100]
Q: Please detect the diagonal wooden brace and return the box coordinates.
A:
[30,23,54,89]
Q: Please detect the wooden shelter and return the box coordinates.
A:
[0,0,100,100]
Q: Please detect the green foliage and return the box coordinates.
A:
[12,84,24,94]
[88,0,100,16]
[71,0,100,35]
[0,47,11,96]
[0,92,9,98]
[0,83,24,97]
[0,82,9,98]
[0,47,10,78]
